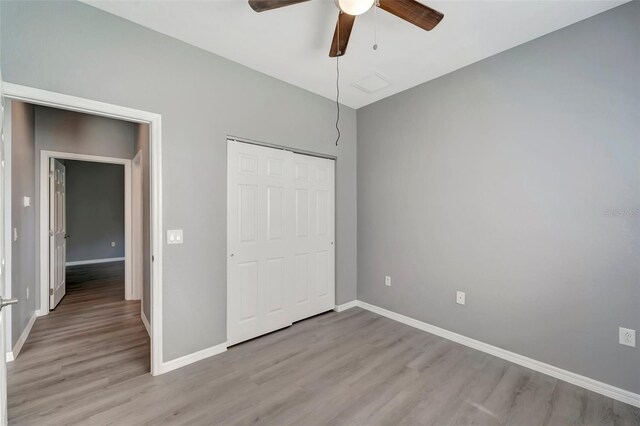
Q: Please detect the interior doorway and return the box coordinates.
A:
[41,151,135,310]
[2,83,163,376]
[48,157,138,311]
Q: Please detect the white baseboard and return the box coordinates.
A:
[66,257,125,266]
[354,300,640,408]
[6,311,38,363]
[141,311,151,337]
[159,342,227,375]
[334,300,357,312]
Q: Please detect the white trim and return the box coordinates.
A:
[158,343,227,375]
[334,300,357,312]
[131,150,143,301]
[150,108,163,377]
[3,83,164,376]
[3,100,13,354]
[141,310,151,337]
[66,257,125,266]
[355,300,640,408]
[40,151,132,304]
[2,84,159,124]
[5,311,37,363]
[124,159,132,300]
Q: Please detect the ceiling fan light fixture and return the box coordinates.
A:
[336,0,375,16]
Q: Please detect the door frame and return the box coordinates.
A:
[131,150,143,303]
[41,151,132,305]
[2,83,164,376]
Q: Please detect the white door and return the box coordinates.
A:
[49,159,66,309]
[291,153,335,322]
[227,141,335,346]
[227,141,294,346]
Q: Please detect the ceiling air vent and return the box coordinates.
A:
[351,73,391,94]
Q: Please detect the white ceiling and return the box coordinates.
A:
[83,0,627,109]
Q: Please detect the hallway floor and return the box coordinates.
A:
[7,261,149,424]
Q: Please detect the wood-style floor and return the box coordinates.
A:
[7,264,640,425]
[7,261,149,424]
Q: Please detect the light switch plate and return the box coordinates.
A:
[23,196,31,207]
[167,229,184,245]
[456,291,466,305]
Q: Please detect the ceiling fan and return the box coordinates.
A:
[248,0,444,57]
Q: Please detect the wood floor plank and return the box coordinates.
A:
[7,261,149,424]
[7,263,640,425]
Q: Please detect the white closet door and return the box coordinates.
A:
[291,153,335,322]
[227,141,294,346]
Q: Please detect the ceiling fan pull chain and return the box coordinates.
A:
[337,11,342,56]
[373,1,379,51]
[335,53,341,147]
[335,11,341,146]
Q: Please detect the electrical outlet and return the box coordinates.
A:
[456,291,466,305]
[619,327,636,347]
[111,242,116,247]
[167,229,184,245]
[385,276,391,287]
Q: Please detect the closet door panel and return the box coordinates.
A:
[227,141,294,346]
[291,154,335,322]
[228,141,335,345]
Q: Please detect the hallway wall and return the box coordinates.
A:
[8,101,37,348]
[65,160,125,263]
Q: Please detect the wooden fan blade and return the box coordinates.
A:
[248,0,310,13]
[329,13,356,57]
[378,0,443,31]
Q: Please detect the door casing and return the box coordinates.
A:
[132,150,144,303]
[42,151,133,307]
[2,83,165,376]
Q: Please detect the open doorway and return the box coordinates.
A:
[2,98,157,419]
[42,153,135,310]
[49,158,132,308]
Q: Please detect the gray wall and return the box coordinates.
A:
[357,2,640,394]
[9,101,37,347]
[65,160,125,263]
[35,106,135,159]
[0,0,358,361]
[134,124,151,320]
